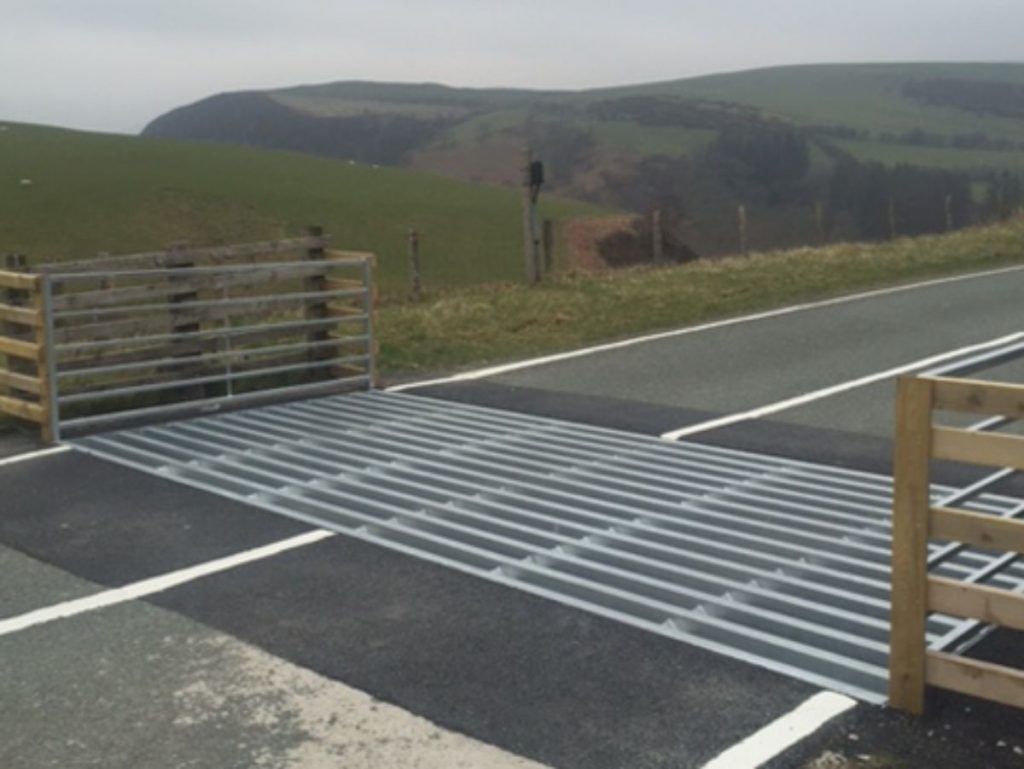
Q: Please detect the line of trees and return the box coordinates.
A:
[594,123,1023,263]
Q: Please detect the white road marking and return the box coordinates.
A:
[701,691,856,769]
[0,529,335,638]
[660,330,1024,441]
[388,262,1024,392]
[0,444,71,467]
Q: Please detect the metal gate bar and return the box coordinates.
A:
[32,237,377,441]
[70,391,1024,703]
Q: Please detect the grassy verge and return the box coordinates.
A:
[379,216,1024,377]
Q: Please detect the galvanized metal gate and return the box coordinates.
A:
[21,237,377,441]
[70,390,1024,703]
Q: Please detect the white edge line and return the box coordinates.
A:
[388,262,1024,393]
[660,330,1024,441]
[701,691,857,769]
[0,444,71,467]
[0,529,335,638]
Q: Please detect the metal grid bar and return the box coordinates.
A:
[70,391,1024,704]
[60,375,371,433]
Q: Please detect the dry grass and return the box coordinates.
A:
[379,216,1024,377]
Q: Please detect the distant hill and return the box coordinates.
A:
[0,122,605,293]
[142,63,1024,256]
[145,63,1024,178]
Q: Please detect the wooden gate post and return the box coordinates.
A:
[889,375,934,714]
[304,226,330,373]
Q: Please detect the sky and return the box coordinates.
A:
[2,1,1023,135]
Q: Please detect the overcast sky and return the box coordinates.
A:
[2,1,1022,134]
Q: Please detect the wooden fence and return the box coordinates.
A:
[889,374,1024,714]
[1,233,378,442]
[0,265,52,441]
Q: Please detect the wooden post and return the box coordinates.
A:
[304,226,330,376]
[738,205,749,257]
[408,228,422,300]
[652,209,665,265]
[165,242,206,397]
[522,147,541,285]
[889,375,935,715]
[1,255,54,443]
[2,254,33,400]
[366,254,380,388]
[32,276,55,444]
[542,219,555,273]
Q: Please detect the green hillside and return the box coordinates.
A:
[599,62,1024,144]
[250,62,1024,173]
[0,122,604,293]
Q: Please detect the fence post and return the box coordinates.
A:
[652,209,665,265]
[36,275,58,443]
[363,254,380,388]
[1,255,38,433]
[408,228,422,300]
[738,205,749,256]
[889,375,934,715]
[304,226,330,375]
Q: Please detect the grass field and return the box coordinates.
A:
[834,138,1024,173]
[593,62,1024,145]
[0,122,605,294]
[378,215,1024,376]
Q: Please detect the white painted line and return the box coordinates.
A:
[0,444,71,467]
[660,330,1024,441]
[0,529,335,638]
[388,262,1024,392]
[701,691,856,769]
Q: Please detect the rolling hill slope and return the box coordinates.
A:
[144,62,1024,180]
[0,122,605,293]
[141,63,1024,258]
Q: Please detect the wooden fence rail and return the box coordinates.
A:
[1,233,378,443]
[889,374,1024,714]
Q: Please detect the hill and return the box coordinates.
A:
[0,122,605,294]
[145,63,1024,171]
[142,63,1024,258]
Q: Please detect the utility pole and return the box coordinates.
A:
[522,147,544,285]
[542,219,555,273]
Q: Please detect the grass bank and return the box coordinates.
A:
[0,121,604,294]
[378,216,1024,377]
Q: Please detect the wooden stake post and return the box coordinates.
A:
[0,255,54,442]
[889,374,1024,714]
[652,209,665,265]
[408,228,422,299]
[888,376,934,715]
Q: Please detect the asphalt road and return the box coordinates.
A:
[480,266,1024,440]
[3,265,1024,768]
